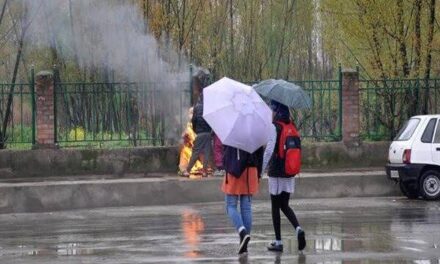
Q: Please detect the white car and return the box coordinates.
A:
[385,114,440,200]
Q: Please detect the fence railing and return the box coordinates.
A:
[54,81,191,148]
[56,78,342,147]
[292,80,342,141]
[0,79,35,148]
[359,78,440,140]
[2,69,440,149]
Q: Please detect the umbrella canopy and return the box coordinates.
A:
[253,79,312,109]
[203,77,272,153]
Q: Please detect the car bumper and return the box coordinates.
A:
[385,163,424,183]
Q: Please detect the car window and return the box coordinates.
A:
[434,119,440,143]
[395,118,420,141]
[421,118,437,143]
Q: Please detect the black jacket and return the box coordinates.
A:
[192,98,212,134]
[268,123,284,177]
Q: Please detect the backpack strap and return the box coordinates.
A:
[274,121,288,158]
[273,122,282,158]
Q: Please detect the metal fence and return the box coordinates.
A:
[3,69,440,149]
[55,78,342,148]
[359,78,440,140]
[0,75,35,148]
[291,79,342,141]
[54,81,191,148]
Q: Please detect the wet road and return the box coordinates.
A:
[0,197,439,263]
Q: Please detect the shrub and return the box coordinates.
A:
[69,127,85,141]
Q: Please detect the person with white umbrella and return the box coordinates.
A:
[221,145,264,255]
[203,77,272,255]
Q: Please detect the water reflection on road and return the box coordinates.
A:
[0,197,439,263]
[181,209,205,258]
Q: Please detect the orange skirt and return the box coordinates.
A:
[221,167,259,195]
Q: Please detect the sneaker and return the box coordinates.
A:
[241,240,248,254]
[297,229,306,251]
[267,241,283,252]
[238,230,250,254]
[181,171,190,177]
[213,169,225,177]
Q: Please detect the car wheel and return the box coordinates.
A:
[399,180,419,199]
[419,170,440,200]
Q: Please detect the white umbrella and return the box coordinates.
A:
[203,77,272,153]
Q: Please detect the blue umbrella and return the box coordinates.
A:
[253,79,312,109]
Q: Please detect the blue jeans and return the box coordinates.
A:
[225,195,252,233]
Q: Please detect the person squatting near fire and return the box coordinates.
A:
[182,70,213,177]
[262,100,306,252]
[221,145,264,255]
[178,107,204,177]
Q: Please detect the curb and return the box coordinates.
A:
[0,172,399,214]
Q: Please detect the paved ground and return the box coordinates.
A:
[0,197,439,263]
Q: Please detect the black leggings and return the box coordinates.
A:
[271,191,299,241]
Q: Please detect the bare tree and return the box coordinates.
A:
[0,0,7,26]
[424,0,436,79]
[229,0,234,76]
[423,0,436,114]
[0,2,31,148]
[413,0,422,77]
[396,1,410,77]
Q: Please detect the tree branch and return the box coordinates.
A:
[0,0,8,27]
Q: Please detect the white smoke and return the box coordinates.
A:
[25,0,189,83]
[23,0,192,144]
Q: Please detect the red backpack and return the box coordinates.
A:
[275,121,301,176]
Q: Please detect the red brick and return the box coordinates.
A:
[36,71,56,148]
[342,70,360,147]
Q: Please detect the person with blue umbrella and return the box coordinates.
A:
[262,100,306,252]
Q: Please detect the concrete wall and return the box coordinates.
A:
[301,141,390,170]
[0,141,390,178]
[0,173,399,214]
[0,147,178,178]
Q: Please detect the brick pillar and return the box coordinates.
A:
[342,69,360,147]
[35,71,56,149]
